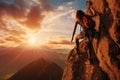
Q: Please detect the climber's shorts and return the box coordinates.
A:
[75,31,85,40]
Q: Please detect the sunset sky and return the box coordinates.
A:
[0,0,86,51]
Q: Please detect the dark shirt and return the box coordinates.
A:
[84,15,95,29]
[77,15,95,29]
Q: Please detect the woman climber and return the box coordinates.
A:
[71,10,96,54]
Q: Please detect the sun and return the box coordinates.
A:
[26,33,37,45]
[28,37,36,45]
[26,33,43,47]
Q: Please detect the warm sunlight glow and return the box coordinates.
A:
[27,33,37,45]
[28,38,36,45]
[26,32,46,47]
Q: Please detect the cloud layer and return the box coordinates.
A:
[0,0,53,46]
[0,0,52,29]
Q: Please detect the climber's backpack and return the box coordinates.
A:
[82,15,95,29]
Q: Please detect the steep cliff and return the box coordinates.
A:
[62,0,120,80]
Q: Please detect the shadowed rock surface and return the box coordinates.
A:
[8,58,63,80]
[62,0,120,80]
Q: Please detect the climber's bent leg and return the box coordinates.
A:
[75,33,85,54]
[75,39,79,54]
[75,34,81,54]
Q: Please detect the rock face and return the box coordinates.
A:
[8,58,63,80]
[62,0,120,80]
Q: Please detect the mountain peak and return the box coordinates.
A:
[8,58,63,80]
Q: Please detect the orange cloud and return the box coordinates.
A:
[0,23,26,46]
[9,30,26,36]
[48,40,73,45]
[48,39,73,45]
[21,6,44,29]
[5,36,22,43]
[0,40,5,43]
[0,0,53,30]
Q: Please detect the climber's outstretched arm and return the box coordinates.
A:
[71,21,78,42]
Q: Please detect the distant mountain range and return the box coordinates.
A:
[0,46,67,80]
[8,58,63,80]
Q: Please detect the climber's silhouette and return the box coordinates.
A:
[71,10,96,54]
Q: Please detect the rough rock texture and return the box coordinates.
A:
[62,0,120,80]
